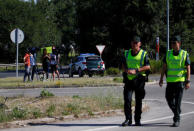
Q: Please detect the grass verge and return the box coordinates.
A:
[0,77,123,89]
[0,94,129,127]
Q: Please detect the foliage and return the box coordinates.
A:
[189,55,194,63]
[72,95,81,99]
[65,103,80,115]
[32,108,42,118]
[12,107,27,119]
[0,109,11,123]
[40,89,54,97]
[0,0,193,67]
[113,77,123,83]
[150,60,162,74]
[46,104,56,117]
[0,95,126,124]
[105,67,121,75]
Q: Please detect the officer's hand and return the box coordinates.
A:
[127,70,136,74]
[185,83,190,90]
[159,79,163,87]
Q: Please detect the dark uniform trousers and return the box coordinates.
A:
[123,77,145,123]
[166,82,183,122]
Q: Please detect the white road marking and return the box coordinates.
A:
[145,99,194,105]
[84,100,194,131]
[182,101,194,105]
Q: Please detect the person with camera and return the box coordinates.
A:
[159,35,190,127]
[121,36,150,126]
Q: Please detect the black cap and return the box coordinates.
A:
[132,36,141,42]
[171,35,181,43]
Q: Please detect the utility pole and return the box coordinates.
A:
[167,0,169,51]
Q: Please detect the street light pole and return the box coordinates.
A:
[167,0,169,51]
[15,28,18,78]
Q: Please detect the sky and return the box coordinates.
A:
[24,0,37,3]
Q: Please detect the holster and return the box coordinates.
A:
[133,74,146,86]
[122,72,128,83]
[145,70,151,82]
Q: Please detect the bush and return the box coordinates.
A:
[105,67,121,75]
[0,109,11,122]
[113,77,123,83]
[46,105,56,117]
[40,89,54,98]
[150,60,162,74]
[72,95,81,99]
[32,109,42,118]
[65,103,80,115]
[12,107,27,119]
[190,55,194,62]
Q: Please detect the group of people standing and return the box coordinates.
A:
[42,46,60,81]
[23,46,60,82]
[122,35,190,127]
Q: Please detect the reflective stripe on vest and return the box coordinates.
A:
[166,49,187,82]
[125,49,146,80]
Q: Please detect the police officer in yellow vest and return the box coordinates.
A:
[121,36,150,126]
[159,35,191,127]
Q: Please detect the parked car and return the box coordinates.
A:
[69,53,105,77]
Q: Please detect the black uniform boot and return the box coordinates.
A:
[135,121,142,126]
[172,121,180,127]
[121,120,132,126]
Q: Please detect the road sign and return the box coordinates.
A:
[10,28,24,44]
[10,28,24,78]
[96,45,105,56]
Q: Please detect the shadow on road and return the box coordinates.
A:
[142,122,172,127]
[28,122,172,127]
[28,123,120,127]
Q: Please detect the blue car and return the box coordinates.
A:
[69,53,105,77]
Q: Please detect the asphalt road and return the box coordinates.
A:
[1,75,194,131]
[0,71,23,78]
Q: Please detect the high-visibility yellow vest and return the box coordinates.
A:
[124,49,146,80]
[166,49,187,82]
[41,46,52,54]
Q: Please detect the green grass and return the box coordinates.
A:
[0,77,122,89]
[113,77,123,83]
[40,89,54,98]
[12,107,27,119]
[32,108,42,118]
[105,67,121,75]
[46,104,56,117]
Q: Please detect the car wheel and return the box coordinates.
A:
[69,69,73,77]
[78,69,83,77]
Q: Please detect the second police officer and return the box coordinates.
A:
[121,36,150,126]
[159,35,191,127]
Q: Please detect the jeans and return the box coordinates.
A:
[31,65,38,81]
[24,65,31,82]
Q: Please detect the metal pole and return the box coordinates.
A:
[15,28,18,78]
[167,0,169,51]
